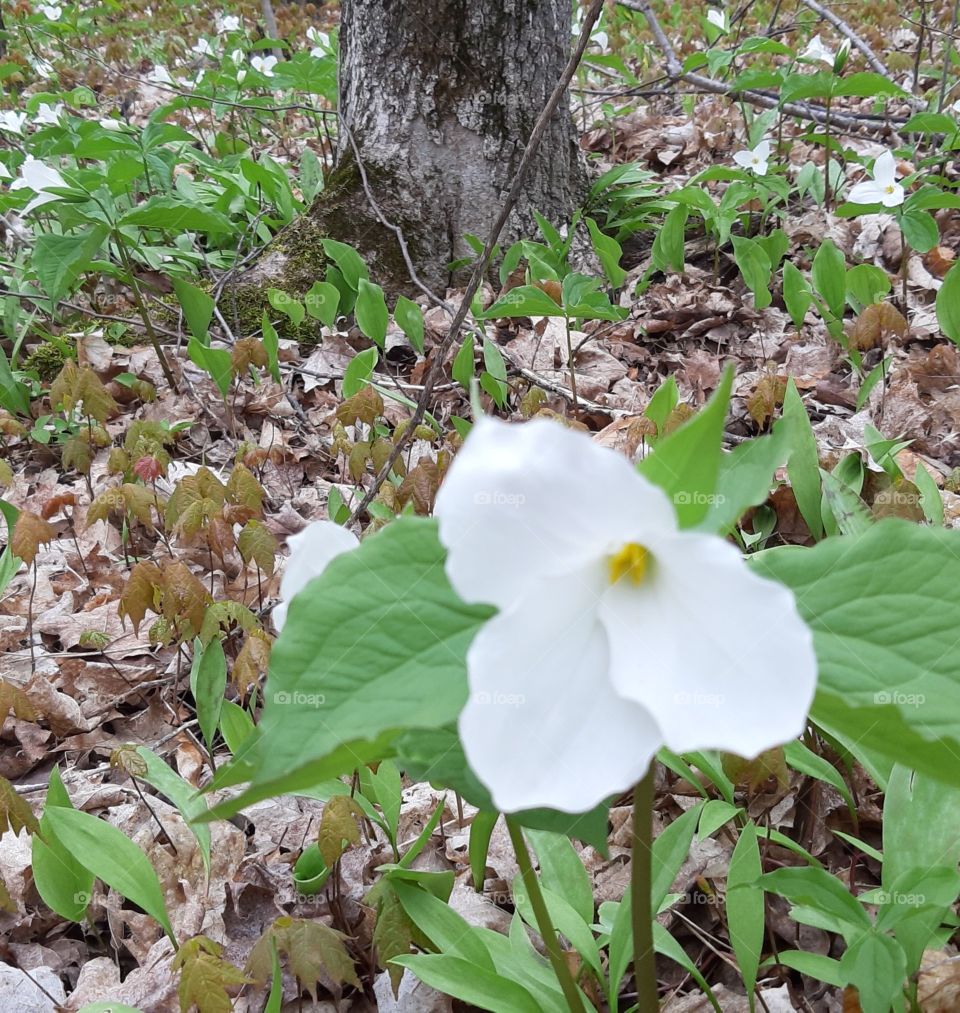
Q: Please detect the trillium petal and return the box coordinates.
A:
[273,521,359,631]
[599,532,816,758]
[732,150,754,169]
[435,416,677,610]
[459,568,662,813]
[847,180,887,205]
[872,150,897,188]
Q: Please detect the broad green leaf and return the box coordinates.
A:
[219,698,256,755]
[731,236,772,310]
[392,953,544,1013]
[900,210,939,254]
[586,217,627,287]
[761,866,870,941]
[652,204,688,273]
[135,746,211,878]
[235,519,493,803]
[470,811,497,889]
[32,767,95,922]
[267,288,305,327]
[479,285,564,319]
[121,197,232,234]
[33,227,107,304]
[846,264,891,309]
[937,261,960,345]
[189,636,226,757]
[320,239,369,289]
[913,461,943,525]
[261,313,280,383]
[839,930,907,1013]
[304,280,340,327]
[526,830,594,925]
[172,278,214,343]
[750,521,960,791]
[779,379,824,539]
[770,950,844,987]
[644,376,679,432]
[727,822,763,1007]
[43,807,175,942]
[698,427,790,533]
[392,881,495,971]
[480,338,508,408]
[342,346,378,399]
[782,260,811,330]
[811,238,846,319]
[783,740,854,812]
[0,345,31,416]
[394,295,424,354]
[452,334,475,388]
[638,368,733,527]
[187,337,232,398]
[355,278,388,348]
[697,799,741,840]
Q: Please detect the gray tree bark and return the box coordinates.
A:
[245,0,586,298]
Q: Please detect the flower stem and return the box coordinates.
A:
[631,766,659,1011]
[505,817,586,1013]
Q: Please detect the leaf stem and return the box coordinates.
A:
[631,766,659,1011]
[505,817,586,1013]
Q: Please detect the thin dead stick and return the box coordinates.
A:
[346,0,607,524]
[937,0,960,112]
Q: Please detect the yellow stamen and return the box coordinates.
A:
[608,543,650,586]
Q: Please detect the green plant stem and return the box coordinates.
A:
[631,766,659,1012]
[823,97,832,212]
[112,231,178,391]
[505,818,586,1013]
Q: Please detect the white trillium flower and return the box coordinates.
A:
[251,54,278,77]
[733,138,771,175]
[192,38,215,57]
[229,48,244,66]
[236,68,247,84]
[216,13,241,32]
[433,417,817,814]
[99,117,124,130]
[150,64,174,85]
[801,34,835,65]
[306,26,330,52]
[38,2,61,19]
[9,156,69,214]
[273,522,359,632]
[847,150,905,208]
[33,102,63,125]
[0,110,28,135]
[706,7,727,30]
[31,58,55,76]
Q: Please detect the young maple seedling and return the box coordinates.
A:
[10,510,57,671]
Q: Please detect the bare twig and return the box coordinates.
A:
[346,0,608,524]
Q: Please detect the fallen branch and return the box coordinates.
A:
[797,0,893,81]
[346,0,608,524]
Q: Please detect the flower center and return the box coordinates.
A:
[884,184,895,194]
[608,543,650,586]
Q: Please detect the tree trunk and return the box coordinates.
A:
[243,0,585,300]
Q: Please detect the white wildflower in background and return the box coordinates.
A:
[433,417,817,813]
[31,58,55,77]
[0,111,28,135]
[733,138,771,175]
[37,3,62,19]
[847,150,905,207]
[706,7,727,30]
[229,48,244,66]
[306,26,330,55]
[801,34,835,65]
[0,162,11,179]
[99,117,124,130]
[273,524,359,632]
[251,54,278,77]
[9,156,69,214]
[216,13,240,32]
[191,38,215,57]
[33,102,63,126]
[150,65,174,85]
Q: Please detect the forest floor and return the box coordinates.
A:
[1,1,960,1011]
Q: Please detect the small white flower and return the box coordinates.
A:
[801,34,835,65]
[31,58,55,76]
[0,110,28,135]
[99,117,124,130]
[33,102,63,126]
[229,48,244,66]
[250,54,278,77]
[306,26,329,47]
[430,417,817,813]
[9,156,69,214]
[191,38,215,57]
[951,98,960,115]
[215,13,240,32]
[236,67,247,84]
[847,150,905,208]
[37,2,61,19]
[149,64,174,85]
[706,7,727,30]
[273,523,359,632]
[733,138,771,175]
[0,162,11,179]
